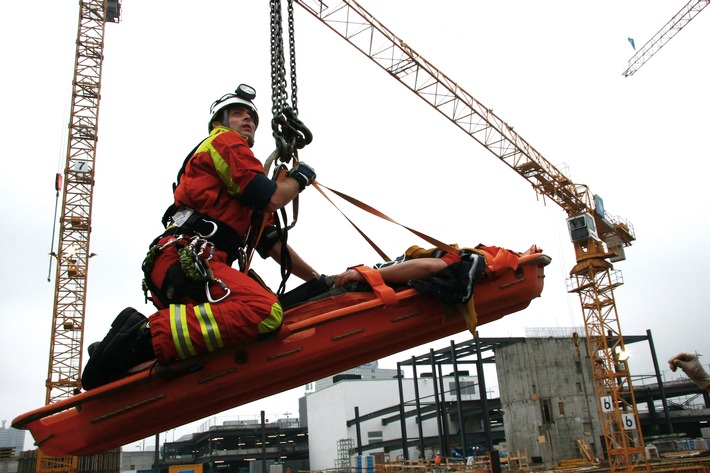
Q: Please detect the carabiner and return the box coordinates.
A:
[197,240,216,261]
[205,279,231,303]
[196,220,218,239]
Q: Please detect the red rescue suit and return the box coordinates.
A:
[147,126,282,364]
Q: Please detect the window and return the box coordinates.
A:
[541,398,553,424]
[448,381,476,395]
[558,401,565,415]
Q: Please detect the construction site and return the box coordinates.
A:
[1,1,709,473]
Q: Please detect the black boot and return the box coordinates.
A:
[82,307,155,390]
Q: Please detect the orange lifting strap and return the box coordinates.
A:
[312,182,460,262]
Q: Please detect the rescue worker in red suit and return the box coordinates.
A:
[82,84,319,390]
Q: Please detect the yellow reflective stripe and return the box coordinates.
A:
[170,304,196,360]
[258,302,284,335]
[206,127,242,197]
[194,303,223,352]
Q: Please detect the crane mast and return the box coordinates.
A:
[39,0,119,472]
[294,1,646,470]
[623,0,709,77]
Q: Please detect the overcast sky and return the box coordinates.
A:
[1,0,708,452]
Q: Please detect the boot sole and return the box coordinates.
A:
[81,308,143,390]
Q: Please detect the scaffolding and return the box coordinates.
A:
[335,439,355,472]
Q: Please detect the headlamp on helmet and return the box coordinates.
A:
[208,84,259,132]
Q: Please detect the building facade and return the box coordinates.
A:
[305,372,486,470]
[495,336,603,464]
[0,421,26,456]
[305,361,399,393]
[163,418,309,473]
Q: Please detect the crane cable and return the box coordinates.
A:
[47,107,70,283]
[47,173,63,282]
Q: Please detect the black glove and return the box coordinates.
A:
[287,162,316,191]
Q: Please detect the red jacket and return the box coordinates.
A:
[173,126,276,238]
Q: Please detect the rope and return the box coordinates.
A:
[178,246,207,282]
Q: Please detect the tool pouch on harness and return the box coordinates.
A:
[161,257,206,305]
[142,237,210,309]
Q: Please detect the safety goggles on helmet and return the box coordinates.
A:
[208,84,259,132]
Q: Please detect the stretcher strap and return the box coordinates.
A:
[313,182,460,259]
[350,265,397,306]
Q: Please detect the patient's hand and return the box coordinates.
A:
[335,268,364,287]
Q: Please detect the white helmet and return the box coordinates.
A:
[208,84,259,132]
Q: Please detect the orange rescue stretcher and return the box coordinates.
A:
[12,245,550,457]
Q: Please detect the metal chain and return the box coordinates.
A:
[269,0,312,160]
[266,0,309,293]
[270,0,298,115]
[287,0,298,115]
[270,0,288,118]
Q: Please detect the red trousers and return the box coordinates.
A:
[147,239,282,364]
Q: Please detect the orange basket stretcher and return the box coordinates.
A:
[12,245,550,457]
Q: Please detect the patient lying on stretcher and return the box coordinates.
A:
[279,245,486,310]
[82,245,484,390]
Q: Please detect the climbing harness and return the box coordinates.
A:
[161,206,246,267]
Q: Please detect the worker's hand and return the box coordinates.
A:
[668,352,710,391]
[287,162,316,191]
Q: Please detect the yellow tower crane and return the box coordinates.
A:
[39,1,120,473]
[294,1,647,471]
[623,0,709,76]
